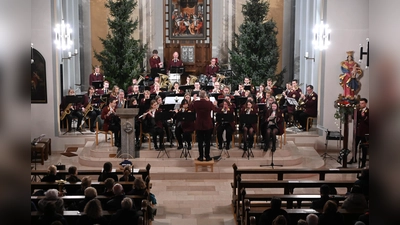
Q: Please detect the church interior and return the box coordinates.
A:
[29,0,389,224]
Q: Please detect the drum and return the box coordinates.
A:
[169,73,181,84]
[198,74,208,85]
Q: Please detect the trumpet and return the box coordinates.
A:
[60,103,73,120]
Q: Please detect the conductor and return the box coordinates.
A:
[191,91,218,161]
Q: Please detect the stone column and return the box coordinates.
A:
[117,108,139,158]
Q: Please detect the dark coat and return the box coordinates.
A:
[304,91,318,117]
[192,99,216,131]
[264,109,284,135]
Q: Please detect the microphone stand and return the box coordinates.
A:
[260,149,283,169]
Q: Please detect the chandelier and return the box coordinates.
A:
[312,20,331,50]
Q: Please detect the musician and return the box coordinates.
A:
[151,83,163,95]
[96,80,110,95]
[256,84,266,103]
[127,79,138,94]
[216,100,235,150]
[167,51,183,73]
[130,98,138,107]
[292,79,302,94]
[263,102,284,152]
[101,98,121,149]
[348,98,369,167]
[83,86,100,132]
[282,81,301,124]
[244,90,251,98]
[116,89,127,108]
[150,77,160,93]
[295,85,318,131]
[193,82,201,91]
[205,58,219,77]
[192,91,218,161]
[60,89,84,132]
[234,84,245,96]
[265,78,275,95]
[240,100,258,150]
[142,100,165,150]
[149,49,163,78]
[89,65,104,86]
[174,99,194,150]
[210,82,222,94]
[266,96,275,110]
[208,76,217,87]
[224,95,236,109]
[110,85,120,98]
[171,82,183,94]
[243,77,256,94]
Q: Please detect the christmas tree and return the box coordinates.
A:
[94,0,147,90]
[229,0,284,87]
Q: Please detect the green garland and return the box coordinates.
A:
[333,94,359,122]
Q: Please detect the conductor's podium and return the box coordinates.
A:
[194,159,215,172]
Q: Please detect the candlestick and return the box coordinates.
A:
[305,52,309,58]
[74,49,78,54]
[68,52,71,57]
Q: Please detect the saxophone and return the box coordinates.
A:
[60,103,73,120]
[83,103,93,117]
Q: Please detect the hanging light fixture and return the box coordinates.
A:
[54,0,72,50]
[312,20,331,50]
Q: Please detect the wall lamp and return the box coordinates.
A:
[359,38,369,68]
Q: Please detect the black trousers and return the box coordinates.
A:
[217,124,233,147]
[197,129,212,159]
[175,126,192,146]
[66,110,83,130]
[152,127,164,148]
[163,122,172,142]
[109,123,121,147]
[265,126,279,148]
[87,110,100,130]
[354,136,368,166]
[298,111,311,129]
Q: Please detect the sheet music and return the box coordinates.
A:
[286,97,298,106]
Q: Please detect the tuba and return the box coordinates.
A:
[159,73,172,89]
[60,103,73,121]
[188,75,197,84]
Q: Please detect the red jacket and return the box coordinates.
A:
[101,106,117,132]
[205,65,219,77]
[174,108,195,133]
[192,99,217,130]
[356,107,369,137]
[149,56,161,69]
[303,92,318,117]
[264,109,284,135]
[89,73,104,85]
[145,108,163,129]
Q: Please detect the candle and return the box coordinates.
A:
[74,49,78,54]
[305,52,309,58]
[68,52,71,57]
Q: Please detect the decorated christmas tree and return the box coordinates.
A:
[94,0,147,89]
[229,0,285,87]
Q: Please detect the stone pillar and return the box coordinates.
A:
[117,108,139,158]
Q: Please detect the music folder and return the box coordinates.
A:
[191,91,200,96]
[286,97,298,106]
[175,112,196,122]
[239,114,258,124]
[66,95,83,104]
[167,92,184,97]
[216,113,234,123]
[203,85,214,91]
[244,85,252,91]
[180,85,194,92]
[92,81,103,89]
[235,96,248,107]
[160,104,175,112]
[155,111,174,121]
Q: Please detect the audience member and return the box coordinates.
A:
[341,185,368,210]
[75,176,92,195]
[355,168,369,199]
[105,183,126,211]
[354,221,366,225]
[127,177,148,196]
[306,213,318,225]
[118,158,133,170]
[109,197,140,225]
[258,197,289,225]
[296,219,307,225]
[77,187,97,212]
[66,166,81,183]
[98,162,118,182]
[37,202,68,225]
[119,165,135,182]
[77,199,108,225]
[272,215,287,225]
[100,178,115,197]
[318,200,344,225]
[311,184,330,210]
[358,210,369,225]
[41,165,60,182]
[38,189,65,214]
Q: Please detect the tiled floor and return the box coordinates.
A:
[32,130,365,225]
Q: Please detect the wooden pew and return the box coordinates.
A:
[235,174,355,224]
[231,163,361,204]
[243,200,366,225]
[31,163,151,182]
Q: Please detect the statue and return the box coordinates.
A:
[339,51,363,98]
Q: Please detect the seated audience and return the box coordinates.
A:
[296,219,307,225]
[306,213,318,225]
[75,176,92,195]
[77,199,108,225]
[311,184,330,210]
[119,165,135,182]
[65,166,81,183]
[41,165,60,182]
[272,215,287,225]
[37,202,68,225]
[127,177,148,196]
[77,187,97,212]
[355,168,369,199]
[38,189,65,214]
[109,197,140,225]
[105,183,126,211]
[100,178,115,197]
[318,200,344,225]
[341,185,368,210]
[258,197,289,225]
[98,162,118,182]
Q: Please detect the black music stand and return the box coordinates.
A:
[63,95,84,135]
[160,104,175,112]
[210,93,221,100]
[155,111,174,158]
[92,81,103,89]
[203,86,214,92]
[175,112,195,160]
[239,114,258,160]
[180,85,194,92]
[216,113,234,159]
[191,91,200,96]
[244,85,252,91]
[324,130,343,161]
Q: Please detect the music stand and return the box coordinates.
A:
[203,86,214,92]
[175,112,196,160]
[92,81,103,89]
[31,134,45,181]
[160,104,175,112]
[210,93,221,100]
[180,85,194,92]
[323,130,343,161]
[170,66,180,74]
[239,114,258,160]
[244,85,252,91]
[216,113,234,159]
[155,111,174,158]
[191,91,200,96]
[63,95,84,135]
[257,103,266,113]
